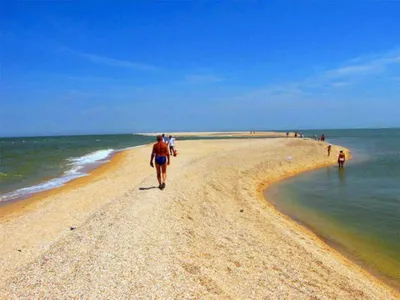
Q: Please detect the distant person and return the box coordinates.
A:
[286,132,289,138]
[294,132,298,138]
[327,144,332,156]
[150,135,170,189]
[320,134,325,142]
[161,134,167,143]
[168,135,176,156]
[337,150,346,168]
[314,134,317,140]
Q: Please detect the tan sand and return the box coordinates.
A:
[0,138,397,299]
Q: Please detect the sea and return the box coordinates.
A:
[265,128,400,288]
[0,134,154,203]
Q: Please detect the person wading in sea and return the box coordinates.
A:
[337,150,346,169]
[150,135,170,189]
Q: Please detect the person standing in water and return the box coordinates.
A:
[327,144,332,156]
[337,150,346,168]
[150,135,170,189]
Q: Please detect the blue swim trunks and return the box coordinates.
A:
[155,156,167,165]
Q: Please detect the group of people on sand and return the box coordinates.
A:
[286,132,305,138]
[311,134,325,141]
[288,132,345,168]
[287,132,326,141]
[293,132,305,138]
[149,134,177,190]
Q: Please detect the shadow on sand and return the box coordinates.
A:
[139,186,158,191]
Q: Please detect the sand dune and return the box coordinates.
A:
[0,138,396,299]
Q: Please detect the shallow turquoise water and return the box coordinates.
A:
[265,128,400,287]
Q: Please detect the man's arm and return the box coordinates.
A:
[150,145,155,167]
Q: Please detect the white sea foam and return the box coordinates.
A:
[67,149,114,165]
[0,149,115,203]
[0,172,87,202]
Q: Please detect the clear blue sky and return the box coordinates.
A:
[1,1,399,136]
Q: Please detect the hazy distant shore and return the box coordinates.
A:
[138,130,289,137]
[0,137,397,299]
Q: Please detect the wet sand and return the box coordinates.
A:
[0,138,397,299]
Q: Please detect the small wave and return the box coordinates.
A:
[0,145,150,203]
[0,172,87,202]
[67,149,114,165]
[0,149,115,203]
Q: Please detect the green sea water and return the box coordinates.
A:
[0,134,154,202]
[265,128,400,288]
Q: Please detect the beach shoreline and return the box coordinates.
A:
[260,157,400,291]
[0,131,287,211]
[0,137,397,299]
[0,150,128,221]
[262,158,400,292]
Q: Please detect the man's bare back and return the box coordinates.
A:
[152,141,168,158]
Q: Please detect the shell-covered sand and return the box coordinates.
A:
[0,138,397,299]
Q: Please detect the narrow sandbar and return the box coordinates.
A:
[0,138,397,299]
[139,130,289,138]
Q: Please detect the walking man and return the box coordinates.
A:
[150,135,170,189]
[168,135,176,156]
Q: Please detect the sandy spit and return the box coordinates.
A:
[0,138,397,299]
[137,131,289,138]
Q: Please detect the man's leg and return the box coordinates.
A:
[156,164,162,186]
[161,164,167,184]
